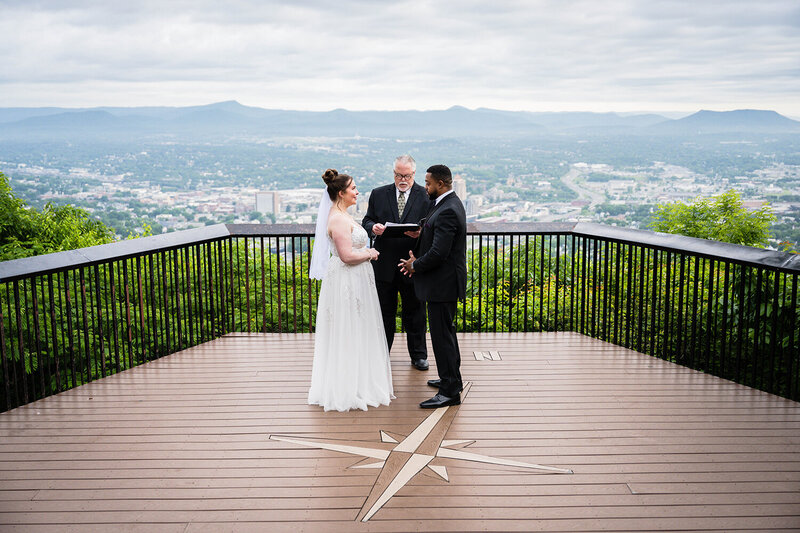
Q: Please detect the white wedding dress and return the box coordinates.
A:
[308,220,394,412]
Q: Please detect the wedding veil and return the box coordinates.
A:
[309,191,332,280]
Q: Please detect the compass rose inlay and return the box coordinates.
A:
[269,382,573,522]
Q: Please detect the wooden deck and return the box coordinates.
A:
[1,332,799,532]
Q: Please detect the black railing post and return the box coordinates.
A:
[601,240,609,341]
[64,271,77,389]
[492,235,498,333]
[624,243,632,348]
[553,235,560,330]
[184,246,194,346]
[789,276,798,399]
[0,299,10,411]
[93,265,106,379]
[136,256,146,364]
[12,281,26,405]
[768,272,781,394]
[31,279,44,400]
[580,237,588,335]
[47,273,60,393]
[108,263,120,374]
[307,236,314,333]
[259,237,267,333]
[202,243,211,339]
[291,237,298,333]
[122,259,133,371]
[538,235,545,330]
[276,238,282,333]
[477,235,483,331]
[146,253,157,360]
[172,249,183,350]
[586,239,602,338]
[78,269,92,385]
[508,235,514,330]
[570,236,576,332]
[244,238,251,333]
[676,254,686,363]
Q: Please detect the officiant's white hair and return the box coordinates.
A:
[394,154,416,172]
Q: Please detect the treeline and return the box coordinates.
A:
[0,172,114,260]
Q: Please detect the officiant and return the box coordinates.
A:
[362,155,431,371]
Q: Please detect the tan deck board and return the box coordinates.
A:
[1,332,799,531]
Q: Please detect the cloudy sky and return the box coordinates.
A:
[1,0,798,115]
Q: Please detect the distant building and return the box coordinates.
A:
[453,174,467,199]
[743,200,768,210]
[256,191,280,214]
[464,195,483,216]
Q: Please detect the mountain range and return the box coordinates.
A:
[1,101,799,139]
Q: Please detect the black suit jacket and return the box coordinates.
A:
[362,182,431,282]
[412,192,467,303]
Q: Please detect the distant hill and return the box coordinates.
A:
[650,109,800,134]
[0,102,549,139]
[518,111,669,132]
[8,110,126,131]
[0,102,798,139]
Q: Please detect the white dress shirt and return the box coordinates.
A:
[396,186,412,202]
[435,189,454,205]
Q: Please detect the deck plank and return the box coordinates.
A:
[1,332,799,531]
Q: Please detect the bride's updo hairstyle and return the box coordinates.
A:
[322,168,353,201]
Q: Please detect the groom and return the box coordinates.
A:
[398,164,467,408]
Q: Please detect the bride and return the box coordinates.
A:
[308,169,394,411]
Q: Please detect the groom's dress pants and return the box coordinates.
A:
[427,300,462,397]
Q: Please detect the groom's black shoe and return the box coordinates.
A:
[427,379,464,393]
[411,358,429,371]
[420,393,460,408]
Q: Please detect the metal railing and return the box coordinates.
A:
[1,222,798,412]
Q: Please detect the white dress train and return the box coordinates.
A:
[308,221,394,412]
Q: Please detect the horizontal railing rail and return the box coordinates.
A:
[1,222,798,412]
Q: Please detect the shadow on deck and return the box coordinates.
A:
[1,332,799,532]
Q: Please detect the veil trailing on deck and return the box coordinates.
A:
[309,191,333,280]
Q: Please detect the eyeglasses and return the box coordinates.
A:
[393,171,414,180]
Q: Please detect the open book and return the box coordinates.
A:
[381,222,421,237]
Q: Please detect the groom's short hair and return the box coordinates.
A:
[427,164,452,185]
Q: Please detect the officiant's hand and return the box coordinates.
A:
[404,229,420,238]
[398,251,416,277]
[372,223,386,236]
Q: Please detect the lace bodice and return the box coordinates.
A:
[329,220,368,257]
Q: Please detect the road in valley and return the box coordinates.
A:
[560,166,605,207]
[536,166,605,222]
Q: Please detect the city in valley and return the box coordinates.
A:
[2,129,799,249]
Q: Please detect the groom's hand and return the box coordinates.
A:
[398,251,416,277]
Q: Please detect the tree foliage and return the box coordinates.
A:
[0,172,114,261]
[650,189,774,248]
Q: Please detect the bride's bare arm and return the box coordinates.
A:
[329,214,379,265]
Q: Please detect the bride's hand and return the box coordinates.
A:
[367,249,380,261]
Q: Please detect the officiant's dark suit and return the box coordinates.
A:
[362,159,431,368]
[406,165,467,406]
